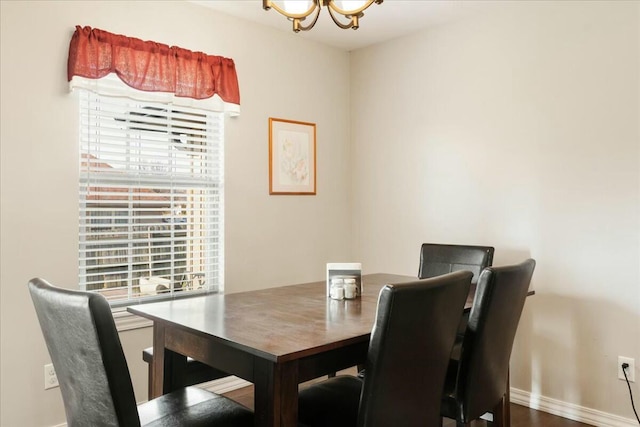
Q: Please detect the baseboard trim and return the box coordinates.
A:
[511,387,638,427]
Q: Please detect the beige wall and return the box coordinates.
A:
[0,1,351,426]
[350,0,640,422]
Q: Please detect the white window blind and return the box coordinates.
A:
[78,90,224,306]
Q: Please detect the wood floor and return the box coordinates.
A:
[222,384,594,427]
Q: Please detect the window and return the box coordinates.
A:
[78,90,224,306]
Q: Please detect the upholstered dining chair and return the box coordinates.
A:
[418,243,494,284]
[28,278,253,427]
[440,258,536,427]
[419,243,495,340]
[298,271,473,427]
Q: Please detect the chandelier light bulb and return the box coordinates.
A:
[334,1,368,14]
[282,1,313,14]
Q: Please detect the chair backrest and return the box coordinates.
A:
[454,258,536,422]
[358,271,473,427]
[28,278,140,427]
[418,243,494,284]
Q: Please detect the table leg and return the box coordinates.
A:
[150,324,166,398]
[150,323,189,398]
[253,358,299,427]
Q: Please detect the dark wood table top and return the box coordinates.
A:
[128,273,424,364]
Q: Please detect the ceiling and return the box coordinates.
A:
[191,0,502,51]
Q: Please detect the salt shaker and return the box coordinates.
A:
[330,278,345,300]
[344,278,357,299]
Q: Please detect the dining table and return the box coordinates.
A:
[127,273,527,427]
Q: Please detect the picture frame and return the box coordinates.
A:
[269,117,316,195]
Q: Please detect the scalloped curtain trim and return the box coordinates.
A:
[67,25,240,115]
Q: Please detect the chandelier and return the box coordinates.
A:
[263,0,383,33]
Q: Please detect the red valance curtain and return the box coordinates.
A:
[68,25,240,105]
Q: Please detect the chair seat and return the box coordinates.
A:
[298,376,362,427]
[138,386,254,427]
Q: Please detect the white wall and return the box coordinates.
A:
[350,0,640,422]
[0,1,351,426]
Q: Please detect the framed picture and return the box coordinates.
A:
[269,117,316,195]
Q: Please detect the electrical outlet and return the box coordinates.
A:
[44,363,59,389]
[618,356,635,382]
